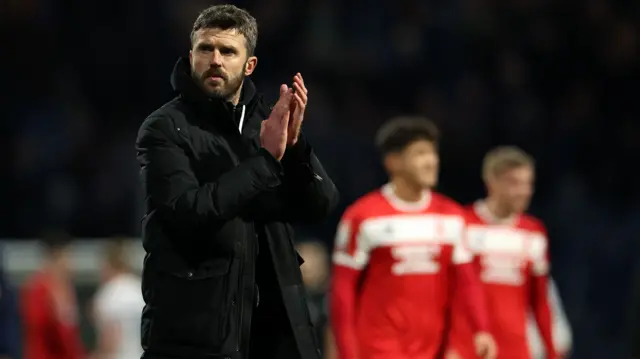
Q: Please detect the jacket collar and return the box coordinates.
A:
[170,57,260,111]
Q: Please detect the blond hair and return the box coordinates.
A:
[482,146,534,180]
[104,238,131,273]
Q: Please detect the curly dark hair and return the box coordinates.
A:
[375,116,440,155]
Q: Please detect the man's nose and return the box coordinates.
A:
[210,50,223,66]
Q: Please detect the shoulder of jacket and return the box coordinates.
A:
[138,104,187,144]
[152,97,190,120]
[139,114,173,135]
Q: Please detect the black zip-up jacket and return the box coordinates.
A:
[136,57,339,359]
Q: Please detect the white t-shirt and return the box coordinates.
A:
[94,274,144,359]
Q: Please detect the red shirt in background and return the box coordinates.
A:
[447,201,557,359]
[21,272,85,359]
[330,184,488,359]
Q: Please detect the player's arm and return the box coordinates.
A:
[548,278,572,356]
[452,219,495,359]
[529,230,558,359]
[22,284,84,359]
[330,208,369,359]
[452,221,490,335]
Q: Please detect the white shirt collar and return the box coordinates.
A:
[381,183,431,212]
[473,199,519,225]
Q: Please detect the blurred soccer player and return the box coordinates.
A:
[446,146,563,359]
[330,117,497,359]
[91,239,144,359]
[21,232,85,359]
[297,241,331,348]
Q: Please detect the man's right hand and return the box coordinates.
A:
[261,84,293,161]
[474,332,498,359]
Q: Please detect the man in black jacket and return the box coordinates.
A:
[135,5,339,359]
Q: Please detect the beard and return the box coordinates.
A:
[193,65,245,101]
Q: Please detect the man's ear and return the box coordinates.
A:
[245,56,258,76]
[383,153,400,174]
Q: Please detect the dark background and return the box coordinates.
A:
[1,0,639,358]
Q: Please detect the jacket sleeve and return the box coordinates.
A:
[137,115,285,227]
[248,133,339,223]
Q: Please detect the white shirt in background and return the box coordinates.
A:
[94,273,144,359]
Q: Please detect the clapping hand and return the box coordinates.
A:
[260,85,293,161]
[287,73,307,147]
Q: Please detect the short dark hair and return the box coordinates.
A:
[191,5,258,56]
[375,116,440,155]
[40,230,72,257]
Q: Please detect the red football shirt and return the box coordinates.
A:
[21,272,85,359]
[447,201,557,359]
[330,184,487,359]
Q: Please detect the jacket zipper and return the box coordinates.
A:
[232,104,240,134]
[234,102,243,353]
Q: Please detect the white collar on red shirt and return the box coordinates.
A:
[381,183,431,212]
[473,199,520,226]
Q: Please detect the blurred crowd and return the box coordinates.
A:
[0,236,144,359]
[1,0,639,358]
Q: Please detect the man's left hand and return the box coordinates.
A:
[287,73,307,147]
[474,332,498,359]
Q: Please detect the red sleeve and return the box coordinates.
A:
[22,283,85,359]
[330,209,367,359]
[22,283,50,358]
[529,225,557,359]
[452,216,489,333]
[455,261,489,332]
[531,275,556,358]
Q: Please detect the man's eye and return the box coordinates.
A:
[198,45,214,52]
